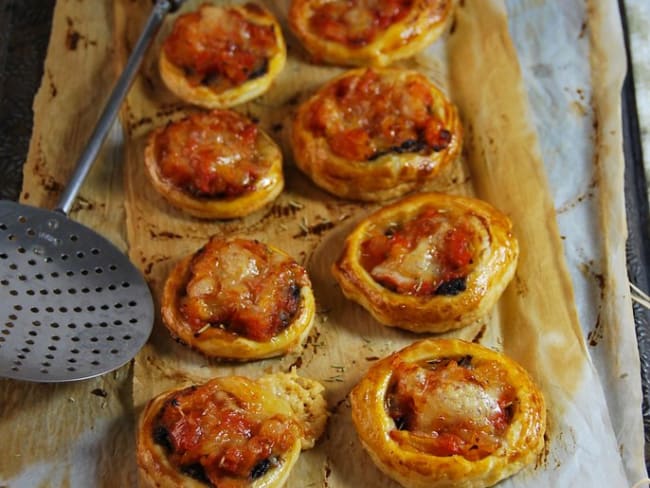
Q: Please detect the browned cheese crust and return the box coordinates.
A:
[137,372,327,487]
[332,192,518,332]
[159,3,286,108]
[144,109,283,219]
[162,237,315,360]
[289,0,454,66]
[291,68,462,201]
[350,339,546,488]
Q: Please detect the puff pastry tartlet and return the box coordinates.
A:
[144,109,283,219]
[350,339,546,488]
[160,3,286,108]
[162,237,315,360]
[291,68,462,201]
[332,192,518,332]
[289,0,454,66]
[137,371,328,488]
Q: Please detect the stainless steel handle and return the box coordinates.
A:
[56,0,184,214]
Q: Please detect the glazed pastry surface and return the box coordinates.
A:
[137,371,327,487]
[332,192,518,332]
[350,339,546,488]
[162,237,315,359]
[144,109,283,219]
[289,0,454,66]
[160,3,286,108]
[292,68,462,201]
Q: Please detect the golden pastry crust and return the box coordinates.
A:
[159,3,286,108]
[291,68,462,201]
[332,192,518,332]
[137,371,327,488]
[144,109,283,219]
[162,237,315,360]
[350,339,546,488]
[289,0,454,67]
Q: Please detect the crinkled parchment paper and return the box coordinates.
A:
[0,0,645,486]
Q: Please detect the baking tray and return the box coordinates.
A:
[2,0,649,473]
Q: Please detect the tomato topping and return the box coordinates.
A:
[308,0,413,46]
[155,110,268,198]
[307,69,452,161]
[163,6,277,88]
[387,357,516,461]
[153,380,302,486]
[180,238,309,342]
[360,207,476,296]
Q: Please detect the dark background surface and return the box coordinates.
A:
[2,0,649,471]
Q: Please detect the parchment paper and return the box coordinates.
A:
[1,0,645,486]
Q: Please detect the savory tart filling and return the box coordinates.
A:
[289,0,453,67]
[180,238,309,342]
[386,356,516,461]
[332,193,518,332]
[153,110,270,198]
[350,339,545,488]
[152,379,302,487]
[306,0,413,47]
[359,206,480,296]
[307,69,452,162]
[163,4,278,91]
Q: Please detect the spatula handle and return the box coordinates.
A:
[56,0,185,215]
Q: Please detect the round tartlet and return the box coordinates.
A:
[144,109,283,219]
[350,339,546,488]
[332,192,518,332]
[159,3,286,108]
[162,237,315,360]
[288,0,454,67]
[137,371,328,488]
[291,68,462,201]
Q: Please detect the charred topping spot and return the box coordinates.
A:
[393,138,428,154]
[200,70,220,86]
[152,425,174,452]
[368,138,428,161]
[393,416,408,431]
[289,283,301,300]
[91,388,108,398]
[250,458,272,479]
[181,463,210,484]
[434,276,467,296]
[247,58,269,80]
[431,129,452,151]
[457,355,473,368]
[504,402,515,423]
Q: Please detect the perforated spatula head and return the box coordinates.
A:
[0,0,187,382]
[0,201,154,382]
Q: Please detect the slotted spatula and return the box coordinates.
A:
[0,0,185,382]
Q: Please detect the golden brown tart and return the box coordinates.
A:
[332,192,518,332]
[289,0,454,67]
[291,68,462,201]
[159,3,286,108]
[144,109,283,219]
[351,339,546,488]
[137,371,328,488]
[162,237,315,360]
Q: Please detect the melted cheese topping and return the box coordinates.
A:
[153,381,301,487]
[307,69,452,161]
[307,0,413,46]
[387,357,517,461]
[360,207,476,295]
[181,238,309,341]
[155,110,269,198]
[163,5,278,90]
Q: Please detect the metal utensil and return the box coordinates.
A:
[0,0,185,382]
